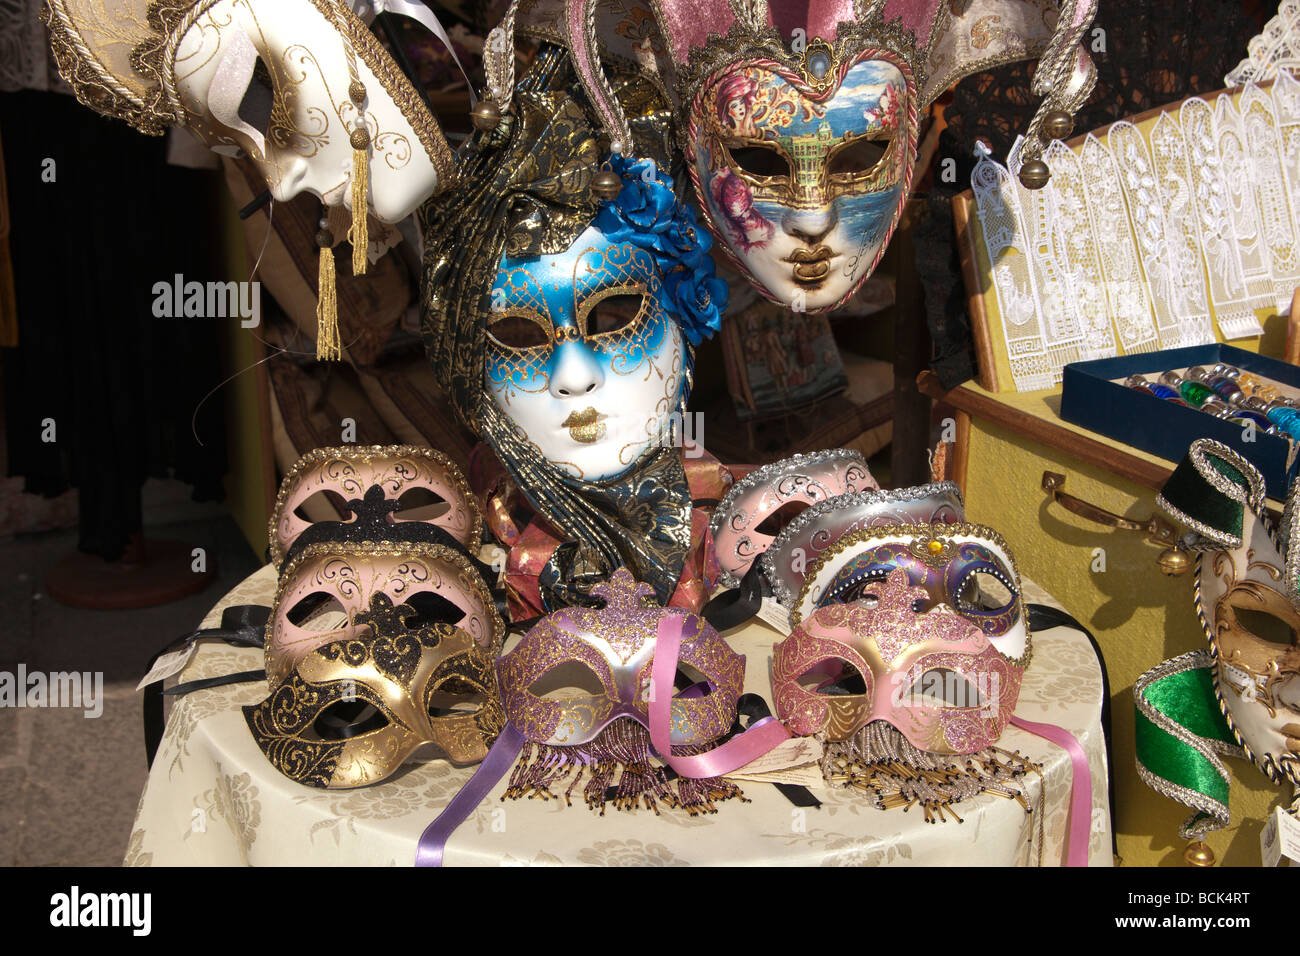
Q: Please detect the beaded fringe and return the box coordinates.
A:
[315,243,340,362]
[503,719,747,816]
[348,146,369,276]
[823,722,1040,824]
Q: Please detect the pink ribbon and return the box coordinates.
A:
[650,616,790,778]
[1010,715,1093,867]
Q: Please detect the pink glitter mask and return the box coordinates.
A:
[497,569,746,747]
[269,445,481,569]
[267,540,502,686]
[773,568,1025,754]
[709,449,878,587]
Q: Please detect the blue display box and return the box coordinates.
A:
[1060,344,1300,499]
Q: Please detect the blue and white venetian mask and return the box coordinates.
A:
[482,158,726,482]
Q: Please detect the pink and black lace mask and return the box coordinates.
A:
[269,445,482,570]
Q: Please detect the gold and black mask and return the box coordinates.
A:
[245,540,505,788]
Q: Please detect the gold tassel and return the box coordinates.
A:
[315,225,341,362]
[348,135,369,276]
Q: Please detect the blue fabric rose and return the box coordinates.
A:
[605,157,677,233]
[664,256,726,347]
[596,154,727,347]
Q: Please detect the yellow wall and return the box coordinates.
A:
[217,192,273,560]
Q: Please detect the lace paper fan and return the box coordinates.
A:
[1227,0,1300,87]
[961,81,1300,392]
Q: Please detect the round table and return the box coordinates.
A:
[126,565,1112,866]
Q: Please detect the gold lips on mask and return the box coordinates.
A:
[785,245,834,283]
[561,407,605,444]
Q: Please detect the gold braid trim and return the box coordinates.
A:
[41,0,181,134]
[134,0,222,129]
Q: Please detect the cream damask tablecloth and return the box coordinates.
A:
[126,565,1112,866]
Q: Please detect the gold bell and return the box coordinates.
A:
[1184,840,1215,867]
[470,99,502,131]
[592,169,623,201]
[1019,159,1050,190]
[1043,109,1074,141]
[1156,547,1192,576]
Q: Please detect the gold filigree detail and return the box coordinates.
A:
[268,444,482,568]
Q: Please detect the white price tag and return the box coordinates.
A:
[755,596,792,635]
[135,644,197,692]
[726,736,822,783]
[1261,806,1300,866]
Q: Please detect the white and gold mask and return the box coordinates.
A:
[43,0,452,222]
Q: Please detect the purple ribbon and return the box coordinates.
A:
[415,723,524,867]
[415,614,790,865]
[1010,715,1094,867]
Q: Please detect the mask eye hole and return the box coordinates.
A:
[827,135,892,181]
[401,590,468,629]
[825,570,889,608]
[292,490,350,523]
[754,500,811,536]
[392,487,448,522]
[727,140,792,181]
[1229,606,1298,650]
[428,675,487,718]
[528,661,605,698]
[796,661,868,696]
[286,591,348,630]
[486,314,549,349]
[311,699,389,740]
[237,58,275,137]
[673,663,715,698]
[587,293,646,337]
[901,667,986,708]
[956,570,1015,614]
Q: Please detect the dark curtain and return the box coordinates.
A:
[0,90,227,560]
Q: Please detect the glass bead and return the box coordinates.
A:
[1179,381,1213,406]
[1255,384,1281,401]
[1212,381,1243,402]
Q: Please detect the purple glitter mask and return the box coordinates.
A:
[497,568,744,746]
